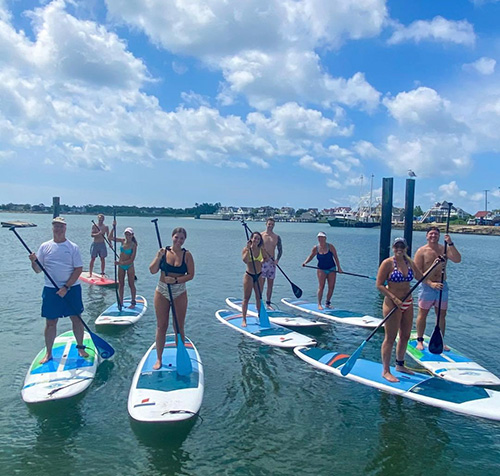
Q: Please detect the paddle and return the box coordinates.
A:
[241,220,303,298]
[112,209,122,312]
[241,220,271,327]
[9,226,115,359]
[93,218,138,282]
[303,265,376,281]
[428,203,453,354]
[151,218,192,376]
[340,255,445,376]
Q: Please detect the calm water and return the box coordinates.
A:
[0,213,499,476]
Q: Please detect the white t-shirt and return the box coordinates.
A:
[36,239,83,288]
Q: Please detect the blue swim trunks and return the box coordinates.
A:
[41,285,84,319]
[90,242,108,258]
[418,281,449,310]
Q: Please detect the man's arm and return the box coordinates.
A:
[276,236,283,262]
[444,234,461,263]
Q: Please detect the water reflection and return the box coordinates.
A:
[366,393,450,475]
[131,418,196,475]
[21,399,84,474]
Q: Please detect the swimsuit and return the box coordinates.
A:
[119,245,134,270]
[156,281,187,302]
[388,258,414,282]
[316,245,336,273]
[399,296,414,312]
[246,271,262,283]
[160,247,188,274]
[261,259,276,279]
[247,249,264,263]
[90,242,107,258]
[418,281,449,310]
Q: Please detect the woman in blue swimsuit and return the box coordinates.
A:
[376,237,425,382]
[302,232,342,310]
[110,225,138,308]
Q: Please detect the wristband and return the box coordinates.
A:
[448,243,454,247]
[175,278,179,284]
[63,284,70,290]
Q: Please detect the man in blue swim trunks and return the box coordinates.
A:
[414,226,461,351]
[29,217,88,364]
[89,214,110,276]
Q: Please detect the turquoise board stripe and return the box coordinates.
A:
[63,345,95,370]
[30,345,66,375]
[410,378,490,403]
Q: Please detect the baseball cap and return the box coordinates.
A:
[52,217,66,225]
[124,227,134,235]
[393,237,407,247]
[317,231,327,238]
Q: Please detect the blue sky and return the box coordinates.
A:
[1,0,499,213]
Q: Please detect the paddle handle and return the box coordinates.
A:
[436,203,452,316]
[303,265,375,280]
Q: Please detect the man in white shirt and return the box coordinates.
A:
[29,217,88,363]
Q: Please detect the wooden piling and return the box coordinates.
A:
[379,178,393,264]
[404,179,415,256]
[52,197,60,218]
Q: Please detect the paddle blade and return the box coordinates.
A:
[176,335,193,376]
[292,282,303,298]
[259,301,271,328]
[340,341,366,376]
[428,326,444,354]
[89,330,115,359]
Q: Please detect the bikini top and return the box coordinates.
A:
[160,247,188,275]
[388,258,414,282]
[247,248,264,263]
[120,245,133,255]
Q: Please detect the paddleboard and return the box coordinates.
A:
[95,296,148,325]
[216,309,316,348]
[22,331,99,403]
[404,332,500,387]
[294,346,500,422]
[79,272,116,286]
[225,297,327,328]
[281,298,382,328]
[128,335,204,423]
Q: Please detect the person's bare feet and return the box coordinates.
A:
[382,371,399,383]
[153,360,162,370]
[39,354,52,364]
[444,344,451,351]
[318,304,324,310]
[396,365,414,375]
[416,339,424,351]
[241,318,247,327]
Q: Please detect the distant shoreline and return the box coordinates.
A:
[2,210,499,235]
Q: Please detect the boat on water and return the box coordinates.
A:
[328,215,379,228]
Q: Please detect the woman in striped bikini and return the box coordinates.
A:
[376,237,424,383]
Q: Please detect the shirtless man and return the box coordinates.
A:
[89,214,110,276]
[261,217,283,308]
[414,226,461,351]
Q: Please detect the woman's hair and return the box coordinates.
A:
[250,231,263,247]
[172,227,187,238]
[131,236,138,246]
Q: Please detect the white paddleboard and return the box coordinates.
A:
[281,298,382,328]
[79,272,116,286]
[404,332,500,387]
[128,335,204,423]
[294,346,500,422]
[225,297,327,328]
[216,309,316,348]
[95,296,148,325]
[22,331,99,403]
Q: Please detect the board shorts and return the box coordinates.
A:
[41,285,84,319]
[90,242,108,259]
[261,260,276,279]
[156,281,186,302]
[418,281,449,310]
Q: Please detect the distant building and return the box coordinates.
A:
[420,201,470,223]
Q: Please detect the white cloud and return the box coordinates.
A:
[326,179,343,189]
[299,155,332,174]
[462,57,496,75]
[106,0,384,111]
[439,181,468,198]
[352,140,380,158]
[388,16,475,46]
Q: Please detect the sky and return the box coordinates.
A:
[0,0,500,213]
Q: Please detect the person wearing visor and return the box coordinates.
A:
[109,224,138,308]
[302,231,342,310]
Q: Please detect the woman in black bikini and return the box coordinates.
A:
[376,237,424,382]
[241,231,264,327]
[149,227,195,370]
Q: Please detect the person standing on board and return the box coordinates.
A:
[376,237,427,382]
[414,226,461,351]
[29,217,88,364]
[261,217,283,308]
[149,227,195,370]
[88,214,109,277]
[241,231,265,327]
[109,224,138,308]
[302,232,342,310]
